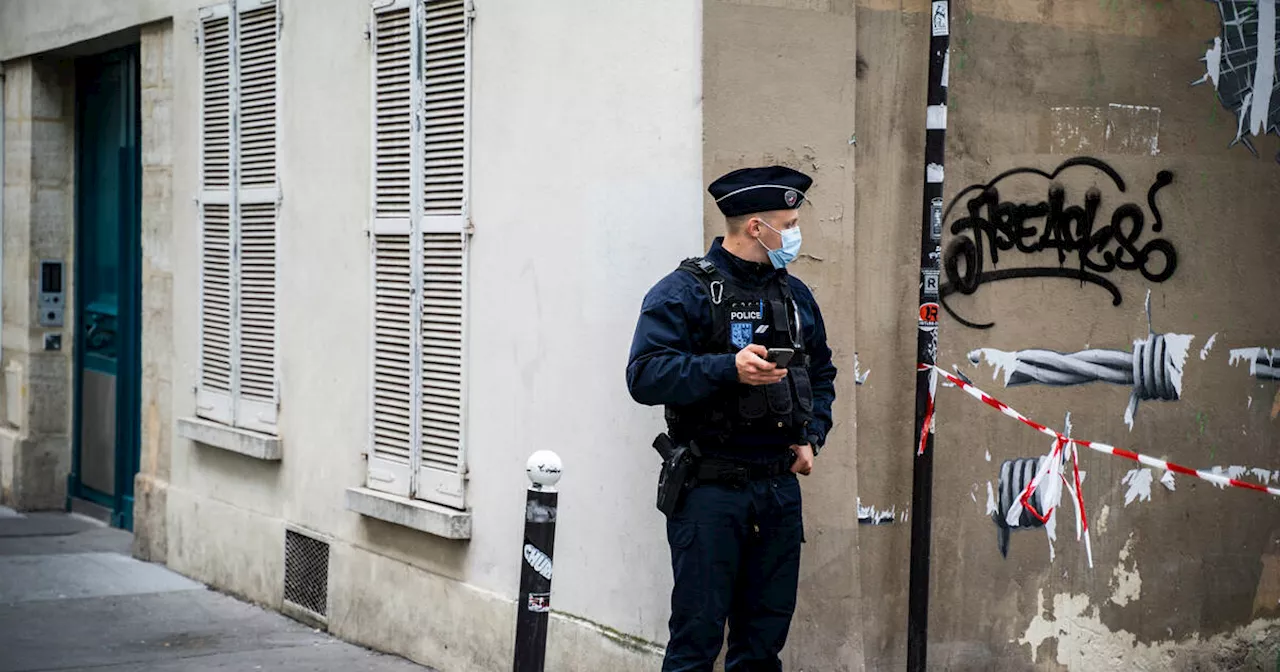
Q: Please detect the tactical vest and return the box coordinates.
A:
[665,257,815,450]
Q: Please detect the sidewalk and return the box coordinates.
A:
[0,506,432,672]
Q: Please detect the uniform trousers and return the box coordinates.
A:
[661,471,804,672]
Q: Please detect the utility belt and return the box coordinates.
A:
[651,433,794,517]
[696,455,793,487]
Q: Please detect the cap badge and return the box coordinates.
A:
[784,190,799,207]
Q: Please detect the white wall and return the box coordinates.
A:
[158,0,703,648]
[464,0,703,641]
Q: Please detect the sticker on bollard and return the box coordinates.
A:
[524,544,553,581]
[527,593,551,613]
[514,451,562,672]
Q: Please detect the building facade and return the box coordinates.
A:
[1,0,1278,670]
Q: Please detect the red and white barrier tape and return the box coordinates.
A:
[918,363,1280,497]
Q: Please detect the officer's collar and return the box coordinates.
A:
[706,237,786,286]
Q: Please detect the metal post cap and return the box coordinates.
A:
[526,451,563,488]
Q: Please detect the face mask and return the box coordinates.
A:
[755,219,802,269]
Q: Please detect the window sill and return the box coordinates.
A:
[345,487,471,540]
[177,416,282,461]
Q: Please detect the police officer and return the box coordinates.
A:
[626,165,838,671]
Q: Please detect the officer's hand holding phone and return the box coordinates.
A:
[736,344,788,386]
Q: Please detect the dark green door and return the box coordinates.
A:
[71,45,142,530]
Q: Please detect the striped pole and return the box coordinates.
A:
[514,451,561,672]
[908,2,952,670]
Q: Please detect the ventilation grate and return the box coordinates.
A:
[283,529,329,618]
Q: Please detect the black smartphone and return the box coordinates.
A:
[765,347,795,369]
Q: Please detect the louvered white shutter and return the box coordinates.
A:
[235,0,280,433]
[367,0,417,497]
[197,0,280,434]
[414,0,470,509]
[197,2,236,425]
[368,0,472,507]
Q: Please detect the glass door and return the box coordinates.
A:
[72,45,142,530]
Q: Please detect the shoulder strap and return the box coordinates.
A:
[676,257,730,350]
[773,274,804,351]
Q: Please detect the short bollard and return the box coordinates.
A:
[513,450,561,672]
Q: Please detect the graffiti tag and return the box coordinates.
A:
[940,157,1177,329]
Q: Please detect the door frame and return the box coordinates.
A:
[68,43,143,530]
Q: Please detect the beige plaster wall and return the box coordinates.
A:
[853,1,1280,669]
[702,1,863,669]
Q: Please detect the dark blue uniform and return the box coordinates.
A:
[626,237,837,671]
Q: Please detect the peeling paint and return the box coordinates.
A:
[1109,535,1142,607]
[1160,469,1176,491]
[1021,590,1280,669]
[1098,505,1111,534]
[985,481,996,516]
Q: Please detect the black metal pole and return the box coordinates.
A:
[908,2,951,671]
[514,452,561,672]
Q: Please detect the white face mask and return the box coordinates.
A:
[755,219,802,269]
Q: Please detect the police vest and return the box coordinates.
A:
[665,257,815,448]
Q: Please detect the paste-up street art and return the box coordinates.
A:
[939,157,1177,329]
[969,292,1193,430]
[1192,0,1280,160]
[1121,468,1155,505]
[857,497,905,525]
[993,456,1050,557]
[990,414,1087,562]
[1228,347,1280,380]
[934,363,1280,571]
[1200,333,1219,360]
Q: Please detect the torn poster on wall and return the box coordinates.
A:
[1192,0,1280,160]
[969,292,1192,430]
[939,157,1177,329]
[1228,347,1280,380]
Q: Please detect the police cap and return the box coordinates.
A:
[707,165,813,217]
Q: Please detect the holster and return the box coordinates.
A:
[653,433,701,517]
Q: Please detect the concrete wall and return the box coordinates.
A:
[701,1,863,669]
[0,56,75,510]
[854,0,1280,669]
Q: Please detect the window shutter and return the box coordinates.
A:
[197,2,236,425]
[414,0,470,509]
[235,0,280,433]
[367,0,416,497]
[367,0,472,507]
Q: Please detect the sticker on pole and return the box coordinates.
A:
[527,592,551,613]
[930,197,944,240]
[524,543,553,581]
[931,1,949,36]
[922,270,940,300]
[919,302,940,331]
